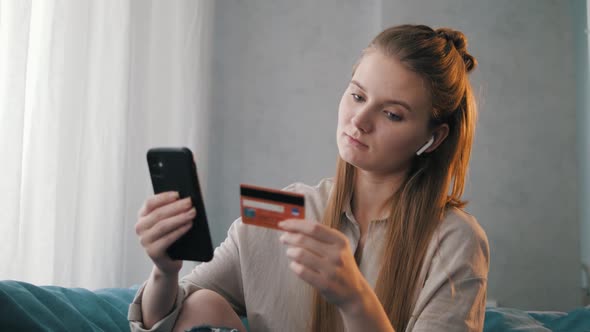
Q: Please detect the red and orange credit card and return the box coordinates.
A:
[240,184,305,230]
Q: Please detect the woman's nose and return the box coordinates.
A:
[350,105,373,133]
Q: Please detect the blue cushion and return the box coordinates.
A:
[484,306,590,332]
[0,280,137,331]
[1,280,588,332]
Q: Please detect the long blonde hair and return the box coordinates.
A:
[309,24,478,332]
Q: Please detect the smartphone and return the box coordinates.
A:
[146,147,214,262]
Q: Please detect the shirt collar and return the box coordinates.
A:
[341,191,389,225]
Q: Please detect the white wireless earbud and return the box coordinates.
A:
[416,136,435,156]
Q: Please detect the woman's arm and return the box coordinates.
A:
[141,266,180,329]
[408,213,490,331]
[338,284,395,332]
[129,219,247,331]
[278,219,396,332]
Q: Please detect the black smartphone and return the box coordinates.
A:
[146,147,214,262]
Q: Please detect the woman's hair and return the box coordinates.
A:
[308,24,478,332]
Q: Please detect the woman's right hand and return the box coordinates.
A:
[135,191,196,276]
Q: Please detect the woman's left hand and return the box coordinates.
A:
[278,218,371,313]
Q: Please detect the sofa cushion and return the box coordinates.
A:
[0,280,137,331]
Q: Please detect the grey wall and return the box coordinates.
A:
[572,0,590,293]
[125,0,583,311]
[206,0,380,242]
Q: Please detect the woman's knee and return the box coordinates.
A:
[184,289,233,316]
[173,289,245,332]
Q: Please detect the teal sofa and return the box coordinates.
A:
[1,280,589,331]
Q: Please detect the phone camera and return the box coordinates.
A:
[148,157,164,178]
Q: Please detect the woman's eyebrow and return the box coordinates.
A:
[350,80,413,112]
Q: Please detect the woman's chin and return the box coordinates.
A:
[339,150,369,169]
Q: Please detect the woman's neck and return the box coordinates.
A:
[351,169,406,229]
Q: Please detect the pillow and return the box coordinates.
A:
[484,306,590,332]
[0,280,137,331]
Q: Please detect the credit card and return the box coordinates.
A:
[240,184,305,229]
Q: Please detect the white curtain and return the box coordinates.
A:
[0,0,213,289]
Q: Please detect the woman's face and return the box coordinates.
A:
[336,49,433,175]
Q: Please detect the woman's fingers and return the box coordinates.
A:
[285,247,324,273]
[133,192,193,274]
[141,207,196,245]
[280,219,354,293]
[149,222,194,259]
[279,219,346,246]
[279,220,350,264]
[138,191,179,217]
[136,196,194,235]
[282,234,346,281]
[280,231,329,258]
[288,261,323,288]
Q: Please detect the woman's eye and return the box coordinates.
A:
[351,93,364,102]
[384,111,402,122]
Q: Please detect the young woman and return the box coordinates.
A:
[129,24,489,332]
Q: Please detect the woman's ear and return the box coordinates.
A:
[426,124,450,154]
[416,136,435,156]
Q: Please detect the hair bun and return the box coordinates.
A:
[436,28,477,73]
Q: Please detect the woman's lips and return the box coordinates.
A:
[345,133,368,148]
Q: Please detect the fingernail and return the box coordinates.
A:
[170,191,179,199]
[286,247,295,256]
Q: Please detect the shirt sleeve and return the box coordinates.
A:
[179,217,246,315]
[127,217,246,331]
[410,213,490,332]
[128,281,186,332]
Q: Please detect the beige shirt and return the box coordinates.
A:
[129,177,490,332]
